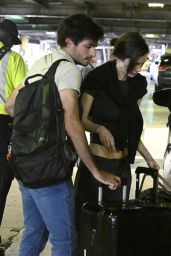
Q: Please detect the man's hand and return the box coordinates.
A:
[93,170,121,190]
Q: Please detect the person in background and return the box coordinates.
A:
[5,14,121,256]
[0,19,26,244]
[75,32,160,213]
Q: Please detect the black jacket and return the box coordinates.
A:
[81,61,147,163]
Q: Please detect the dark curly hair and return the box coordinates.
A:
[57,13,104,47]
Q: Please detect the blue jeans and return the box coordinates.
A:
[18,179,78,256]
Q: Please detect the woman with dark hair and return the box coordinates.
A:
[75,32,160,210]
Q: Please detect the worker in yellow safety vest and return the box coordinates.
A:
[0,19,26,244]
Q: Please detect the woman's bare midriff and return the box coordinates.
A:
[89,143,128,159]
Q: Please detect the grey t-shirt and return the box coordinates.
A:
[26,48,81,93]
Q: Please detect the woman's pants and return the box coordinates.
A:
[75,155,131,211]
[0,115,13,227]
[74,155,131,254]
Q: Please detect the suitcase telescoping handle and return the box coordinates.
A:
[98,178,127,205]
[135,167,158,202]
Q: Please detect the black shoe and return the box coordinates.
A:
[0,237,4,256]
[0,247,4,256]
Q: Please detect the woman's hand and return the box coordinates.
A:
[96,126,116,152]
[147,159,160,170]
[137,140,160,171]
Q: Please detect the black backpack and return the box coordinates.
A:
[12,59,77,188]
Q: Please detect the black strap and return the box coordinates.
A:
[45,58,69,78]
[45,58,70,149]
[47,59,71,166]
[0,46,11,103]
[45,59,69,111]
[0,46,11,60]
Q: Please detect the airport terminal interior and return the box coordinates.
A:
[1,0,171,255]
[1,72,170,255]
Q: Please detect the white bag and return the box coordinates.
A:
[163,143,171,191]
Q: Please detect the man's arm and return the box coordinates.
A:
[59,88,121,189]
[5,84,23,117]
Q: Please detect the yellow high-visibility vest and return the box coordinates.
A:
[0,42,26,115]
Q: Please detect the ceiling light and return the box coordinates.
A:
[145,33,159,38]
[5,15,24,20]
[148,3,164,8]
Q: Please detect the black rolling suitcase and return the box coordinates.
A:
[139,169,171,203]
[80,167,171,256]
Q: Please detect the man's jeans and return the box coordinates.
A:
[18,179,78,256]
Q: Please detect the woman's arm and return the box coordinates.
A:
[137,98,160,170]
[81,93,100,133]
[137,139,160,170]
[81,93,116,152]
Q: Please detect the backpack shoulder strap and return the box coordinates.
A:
[44,58,70,110]
[45,58,70,80]
[0,46,11,60]
[25,59,69,86]
[45,59,70,144]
